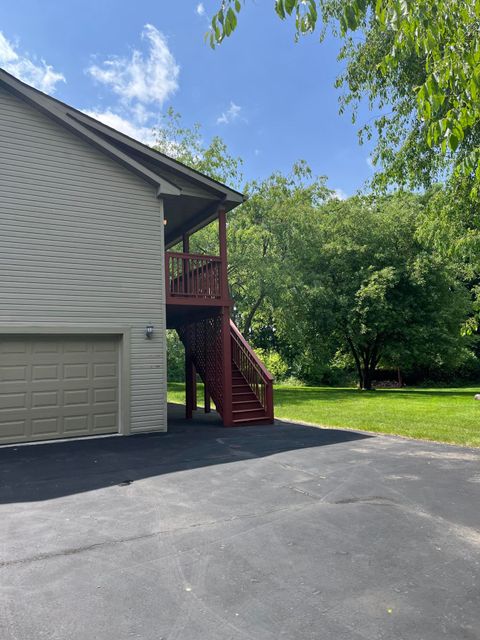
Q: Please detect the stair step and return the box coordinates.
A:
[233,400,262,410]
[233,393,258,401]
[233,407,266,417]
[232,416,274,425]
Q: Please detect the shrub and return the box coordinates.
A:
[255,349,289,381]
[167,330,184,382]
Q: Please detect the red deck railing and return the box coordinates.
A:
[230,320,274,421]
[165,251,223,302]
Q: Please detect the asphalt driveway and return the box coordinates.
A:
[1,404,479,639]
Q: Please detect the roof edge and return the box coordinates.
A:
[0,70,183,196]
[0,68,245,206]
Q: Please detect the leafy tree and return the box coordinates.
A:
[419,181,480,336]
[154,110,331,340]
[153,112,333,378]
[154,107,243,188]
[228,162,331,338]
[153,110,473,388]
[166,330,184,381]
[209,1,480,194]
[287,193,471,389]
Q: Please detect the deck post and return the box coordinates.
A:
[184,328,194,420]
[185,355,195,420]
[182,233,190,297]
[192,364,198,411]
[204,385,211,413]
[218,209,233,426]
[221,307,233,426]
[218,208,229,302]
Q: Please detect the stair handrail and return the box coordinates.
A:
[230,320,274,382]
[230,320,274,422]
[166,250,222,261]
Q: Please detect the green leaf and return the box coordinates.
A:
[275,0,286,19]
[449,132,459,152]
[226,7,237,35]
[471,77,478,101]
[344,4,358,30]
[285,0,296,15]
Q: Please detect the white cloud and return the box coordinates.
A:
[196,3,205,16]
[217,101,242,125]
[86,24,179,107]
[0,31,65,93]
[82,25,181,147]
[366,156,375,170]
[331,188,348,200]
[82,109,157,145]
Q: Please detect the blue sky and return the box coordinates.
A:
[0,1,376,196]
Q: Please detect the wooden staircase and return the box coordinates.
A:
[232,362,273,425]
[177,316,274,426]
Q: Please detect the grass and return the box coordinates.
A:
[168,382,480,448]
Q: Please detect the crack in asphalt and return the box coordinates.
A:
[0,502,313,569]
[333,496,398,506]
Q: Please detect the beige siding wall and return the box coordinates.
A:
[0,86,167,434]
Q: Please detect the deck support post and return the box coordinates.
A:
[192,364,198,411]
[221,306,233,426]
[184,325,195,420]
[182,233,190,297]
[218,209,234,426]
[204,385,211,413]
[218,208,233,426]
[185,354,195,420]
[218,209,229,301]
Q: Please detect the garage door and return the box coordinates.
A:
[0,335,120,444]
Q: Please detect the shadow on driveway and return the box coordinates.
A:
[0,403,370,504]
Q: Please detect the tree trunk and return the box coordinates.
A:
[243,292,265,336]
[346,335,365,389]
[361,365,374,390]
[346,336,380,390]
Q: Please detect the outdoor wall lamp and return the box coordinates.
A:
[145,324,154,339]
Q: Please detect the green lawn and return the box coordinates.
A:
[168,382,480,448]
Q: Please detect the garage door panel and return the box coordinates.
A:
[0,340,28,355]
[93,412,117,431]
[94,342,117,353]
[32,341,62,355]
[63,388,90,406]
[63,363,89,380]
[63,341,89,352]
[32,364,59,381]
[93,362,117,378]
[0,419,27,439]
[94,387,117,404]
[0,364,27,382]
[64,414,89,433]
[0,335,120,444]
[31,416,60,437]
[31,390,60,409]
[0,392,27,410]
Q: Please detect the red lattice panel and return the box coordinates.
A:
[178,315,224,416]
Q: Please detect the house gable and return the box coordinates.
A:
[0,68,245,247]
